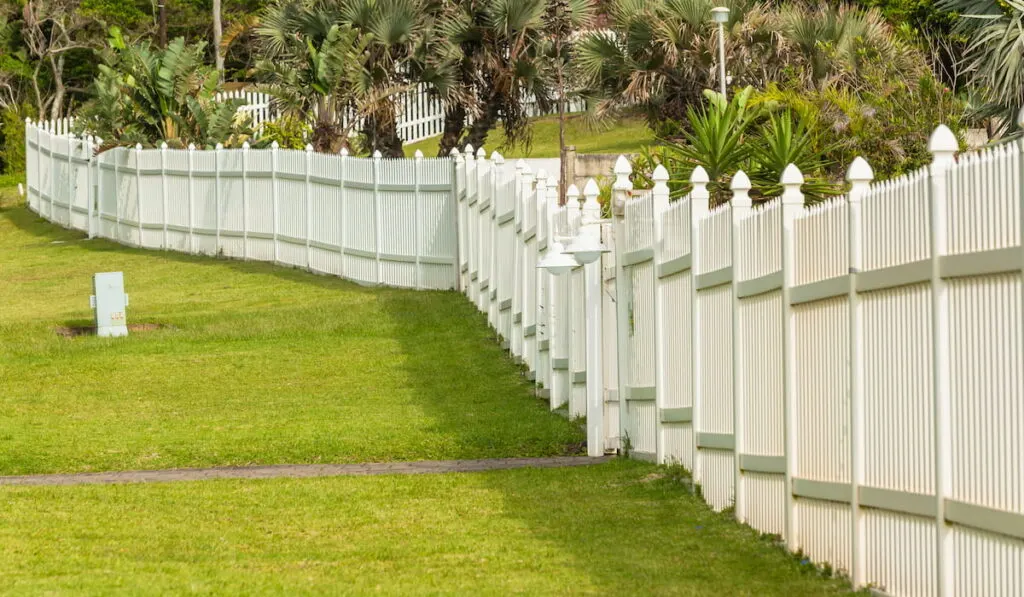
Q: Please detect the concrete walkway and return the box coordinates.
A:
[0,456,614,487]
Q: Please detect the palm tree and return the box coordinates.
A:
[575,0,781,133]
[433,0,595,157]
[939,0,1024,135]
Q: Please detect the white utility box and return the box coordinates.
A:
[90,272,129,337]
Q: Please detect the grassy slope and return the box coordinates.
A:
[0,460,859,596]
[0,185,582,475]
[405,115,655,158]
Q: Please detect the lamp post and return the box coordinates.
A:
[564,180,610,457]
[539,180,610,457]
[711,6,730,99]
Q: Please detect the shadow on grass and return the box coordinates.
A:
[2,201,856,594]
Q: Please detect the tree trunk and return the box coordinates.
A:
[158,0,168,48]
[438,104,466,157]
[367,114,403,158]
[463,98,501,153]
[48,55,65,122]
[213,0,224,75]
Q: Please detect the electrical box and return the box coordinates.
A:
[90,272,129,338]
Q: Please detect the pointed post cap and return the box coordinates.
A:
[583,178,600,197]
[536,168,548,180]
[521,163,532,175]
[271,141,279,149]
[464,144,474,155]
[135,143,143,150]
[94,137,103,146]
[24,117,31,124]
[241,141,249,150]
[491,151,504,164]
[515,159,527,170]
[730,169,751,191]
[216,143,224,150]
[373,150,383,159]
[476,147,486,159]
[414,149,424,159]
[613,155,632,176]
[652,164,670,185]
[846,156,874,182]
[567,183,581,200]
[691,166,710,185]
[781,163,804,185]
[305,143,313,152]
[341,147,349,156]
[928,124,958,153]
[448,147,460,157]
[188,143,197,151]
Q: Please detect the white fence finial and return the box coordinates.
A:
[730,169,753,219]
[305,143,314,152]
[929,125,958,169]
[414,149,424,159]
[373,150,383,159]
[241,141,249,150]
[491,151,504,165]
[476,147,486,160]
[135,143,143,151]
[611,155,633,217]
[271,140,279,150]
[341,147,350,157]
[448,147,459,158]
[781,163,804,222]
[582,178,601,221]
[567,183,582,209]
[188,143,196,151]
[464,144,474,159]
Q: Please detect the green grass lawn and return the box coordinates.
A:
[0,185,582,475]
[405,115,656,158]
[0,460,859,596]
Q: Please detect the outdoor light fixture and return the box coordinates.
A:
[711,7,730,99]
[563,230,609,266]
[537,240,580,276]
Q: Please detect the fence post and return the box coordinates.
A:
[187,143,196,254]
[340,147,349,277]
[216,143,224,253]
[135,143,144,246]
[464,144,476,301]
[85,135,94,238]
[582,178,605,455]
[305,143,313,270]
[490,151,504,324]
[689,166,710,479]
[271,141,280,263]
[730,170,753,520]
[928,125,957,597]
[780,163,805,551]
[94,136,103,238]
[414,149,424,290]
[846,156,874,589]
[373,149,383,285]
[450,147,463,291]
[651,164,671,463]
[611,155,633,451]
[113,144,120,241]
[160,142,169,249]
[241,141,249,259]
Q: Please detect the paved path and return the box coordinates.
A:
[0,456,615,487]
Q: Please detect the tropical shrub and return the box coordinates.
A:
[76,30,252,149]
[0,104,33,174]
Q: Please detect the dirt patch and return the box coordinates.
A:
[55,323,174,338]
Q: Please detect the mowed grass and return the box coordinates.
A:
[405,114,655,158]
[0,460,859,596]
[0,186,582,475]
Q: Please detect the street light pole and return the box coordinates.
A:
[711,7,730,99]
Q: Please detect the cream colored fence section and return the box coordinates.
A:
[25,122,458,290]
[621,190,657,459]
[657,194,694,470]
[692,202,735,511]
[734,197,785,537]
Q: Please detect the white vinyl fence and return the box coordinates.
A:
[24,116,1023,597]
[24,121,458,289]
[213,86,587,145]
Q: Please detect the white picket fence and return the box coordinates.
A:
[24,121,458,289]
[212,86,587,145]
[23,116,1024,597]
[453,128,1023,597]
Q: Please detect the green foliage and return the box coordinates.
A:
[256,113,310,150]
[77,32,253,148]
[0,104,33,175]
